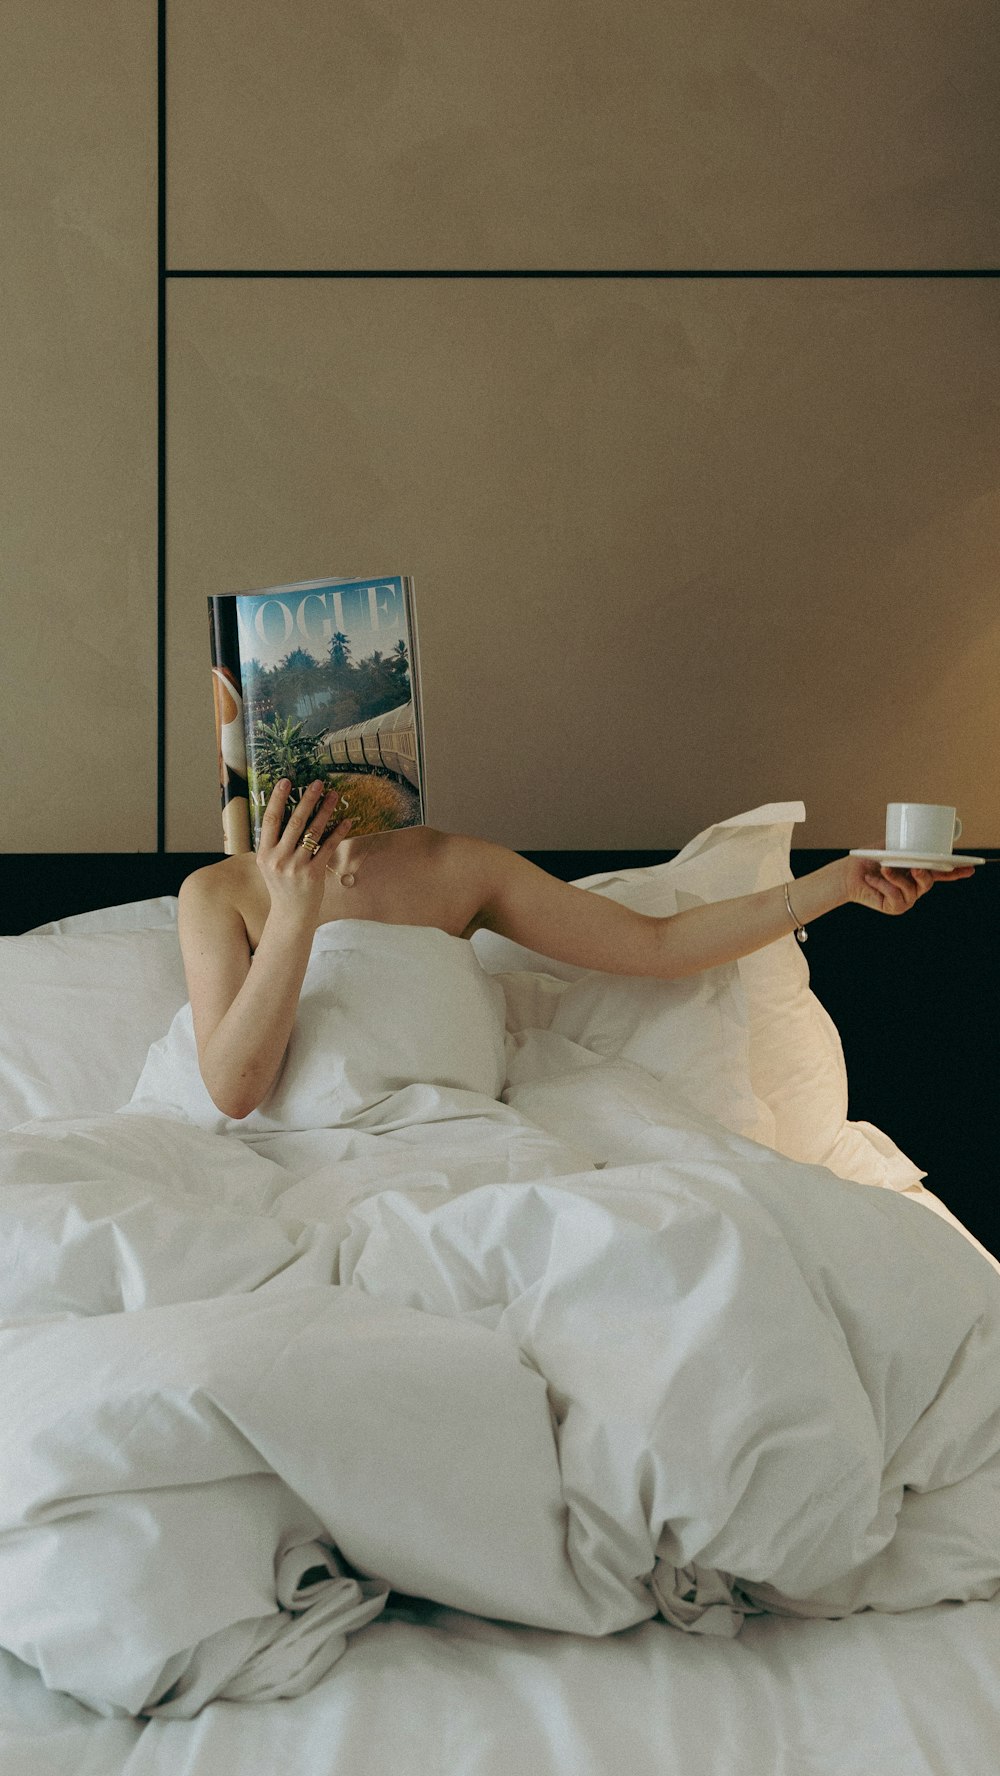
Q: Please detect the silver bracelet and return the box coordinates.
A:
[783,881,808,945]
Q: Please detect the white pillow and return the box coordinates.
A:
[0,931,189,1128]
[493,969,571,1036]
[24,896,179,936]
[129,920,509,1135]
[7,826,924,1190]
[476,891,775,1148]
[568,802,924,1190]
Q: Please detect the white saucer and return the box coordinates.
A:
[849,848,985,870]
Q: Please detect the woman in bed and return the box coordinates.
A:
[179,778,974,1121]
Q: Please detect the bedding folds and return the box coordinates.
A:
[2,1054,999,1720]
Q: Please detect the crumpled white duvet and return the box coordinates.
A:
[2,1063,999,1720]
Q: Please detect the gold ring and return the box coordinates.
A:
[300,830,321,855]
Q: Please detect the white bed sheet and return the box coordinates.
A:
[3,1084,999,1739]
[3,894,999,1769]
[3,1597,999,1776]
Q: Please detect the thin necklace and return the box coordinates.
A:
[327,835,377,887]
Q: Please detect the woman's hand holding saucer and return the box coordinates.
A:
[841,854,976,917]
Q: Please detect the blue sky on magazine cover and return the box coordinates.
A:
[234,577,409,673]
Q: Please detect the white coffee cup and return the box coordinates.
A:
[885,802,963,856]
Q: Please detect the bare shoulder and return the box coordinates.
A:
[365,826,516,939]
[427,833,670,977]
[423,827,511,888]
[393,823,450,860]
[377,823,493,882]
[177,856,256,955]
[391,825,496,929]
[419,826,492,868]
[426,829,530,934]
[178,854,251,912]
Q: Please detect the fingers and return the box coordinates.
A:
[258,779,292,852]
[293,782,349,850]
[872,865,919,913]
[259,778,291,837]
[262,779,351,852]
[913,866,976,889]
[875,865,975,913]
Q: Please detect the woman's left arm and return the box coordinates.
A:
[459,840,975,981]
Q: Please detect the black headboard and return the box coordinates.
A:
[2,849,997,1260]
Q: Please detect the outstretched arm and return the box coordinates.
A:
[457,840,974,981]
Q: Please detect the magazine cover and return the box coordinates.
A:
[208,575,424,853]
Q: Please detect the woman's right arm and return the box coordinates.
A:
[178,873,316,1119]
[178,776,351,1118]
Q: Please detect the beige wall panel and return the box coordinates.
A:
[168,278,1000,853]
[2,2,157,851]
[169,0,998,270]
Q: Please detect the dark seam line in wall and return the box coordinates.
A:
[157,0,167,854]
[165,268,999,279]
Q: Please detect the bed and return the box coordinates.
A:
[1,800,998,1775]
